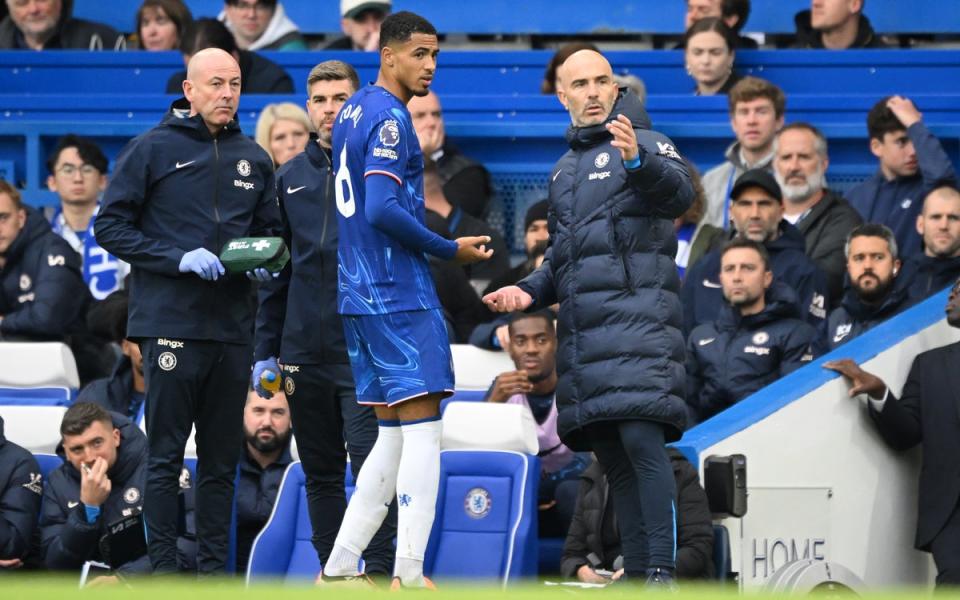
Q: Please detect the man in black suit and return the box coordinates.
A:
[824,277,960,587]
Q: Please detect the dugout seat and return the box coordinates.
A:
[245,461,320,582]
[424,449,539,585]
[33,452,62,480]
[0,405,67,453]
[0,342,79,388]
[714,524,732,581]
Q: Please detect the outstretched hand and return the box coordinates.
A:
[823,359,887,400]
[454,235,493,265]
[482,285,533,313]
[605,114,638,162]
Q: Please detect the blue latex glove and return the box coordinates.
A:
[179,248,225,281]
[246,267,278,282]
[252,357,280,398]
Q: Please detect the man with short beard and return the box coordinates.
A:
[774,123,862,303]
[827,224,912,350]
[686,238,818,423]
[235,388,293,573]
[899,185,960,303]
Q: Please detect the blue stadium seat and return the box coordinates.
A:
[246,461,320,583]
[0,386,74,406]
[424,450,539,585]
[537,537,565,575]
[713,524,731,581]
[33,452,62,480]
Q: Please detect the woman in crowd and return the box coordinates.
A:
[134,0,192,51]
[675,160,724,280]
[684,17,741,96]
[255,102,311,168]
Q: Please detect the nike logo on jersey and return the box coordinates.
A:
[698,338,715,346]
[702,279,722,289]
[68,501,79,508]
[552,169,562,182]
[175,160,196,169]
[286,185,307,194]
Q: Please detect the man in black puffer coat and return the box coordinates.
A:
[485,49,693,586]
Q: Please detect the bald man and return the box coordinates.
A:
[97,48,282,575]
[899,185,960,303]
[485,49,693,588]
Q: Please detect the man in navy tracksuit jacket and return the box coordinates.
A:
[682,170,830,336]
[686,241,818,424]
[253,60,395,575]
[95,49,282,574]
[846,96,957,260]
[0,416,41,568]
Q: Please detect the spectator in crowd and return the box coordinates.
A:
[686,238,818,423]
[485,311,588,537]
[324,0,390,51]
[40,402,194,576]
[847,96,957,260]
[0,415,41,570]
[683,0,757,49]
[134,0,192,51]
[166,18,294,94]
[673,159,724,279]
[0,180,90,345]
[78,290,146,420]
[824,279,960,587]
[422,162,508,286]
[702,77,785,230]
[614,74,647,107]
[409,91,495,219]
[773,123,862,303]
[220,0,306,51]
[484,49,694,587]
[253,59,395,578]
[683,18,741,97]
[541,41,599,95]
[255,102,311,168]
[683,169,830,334]
[484,199,550,297]
[675,160,724,280]
[899,185,960,302]
[0,0,125,50]
[423,211,490,343]
[562,448,714,583]
[236,388,292,573]
[97,48,282,575]
[793,0,885,49]
[827,224,912,350]
[45,135,129,300]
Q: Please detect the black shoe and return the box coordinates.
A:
[644,567,677,591]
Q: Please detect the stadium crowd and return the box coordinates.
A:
[0,0,958,588]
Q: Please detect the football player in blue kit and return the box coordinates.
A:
[321,11,492,589]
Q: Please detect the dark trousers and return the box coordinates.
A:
[932,499,960,587]
[141,338,250,575]
[282,363,396,575]
[590,420,676,577]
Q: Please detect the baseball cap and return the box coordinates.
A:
[341,0,392,19]
[730,169,783,202]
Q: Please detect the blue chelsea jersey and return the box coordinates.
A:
[332,85,446,315]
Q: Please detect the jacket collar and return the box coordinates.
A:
[162,97,242,136]
[565,88,651,150]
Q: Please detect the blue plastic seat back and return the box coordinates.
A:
[424,450,539,585]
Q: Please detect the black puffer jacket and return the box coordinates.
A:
[517,89,693,447]
[686,282,819,423]
[560,449,714,579]
[0,417,41,562]
[827,282,914,350]
[792,10,886,49]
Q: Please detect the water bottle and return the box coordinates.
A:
[260,370,281,394]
